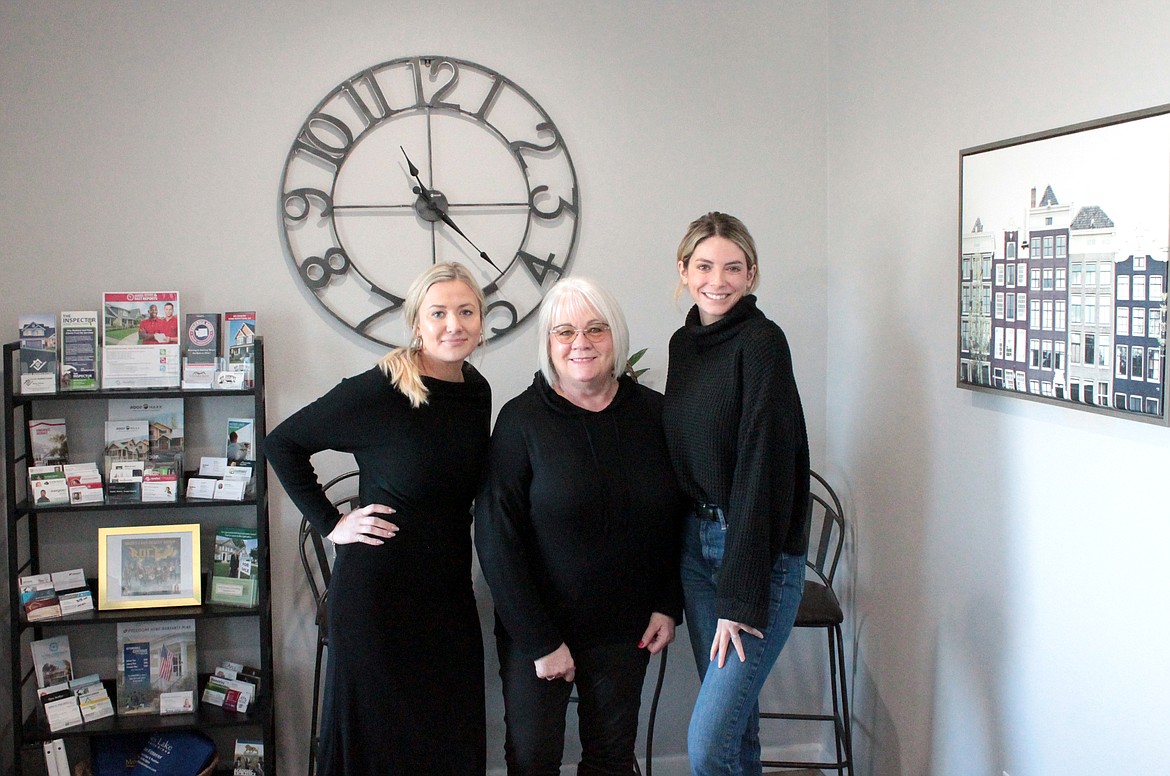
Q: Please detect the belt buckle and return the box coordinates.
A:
[697,503,722,522]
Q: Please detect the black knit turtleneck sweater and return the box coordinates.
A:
[663,295,810,629]
[475,371,686,660]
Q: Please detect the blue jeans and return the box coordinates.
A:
[681,511,806,776]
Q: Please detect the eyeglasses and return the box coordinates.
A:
[549,324,611,344]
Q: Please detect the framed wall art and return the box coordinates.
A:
[98,524,202,610]
[958,104,1170,424]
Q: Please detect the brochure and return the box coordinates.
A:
[18,314,58,394]
[60,310,99,390]
[101,292,181,389]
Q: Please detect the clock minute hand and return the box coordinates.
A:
[399,147,502,272]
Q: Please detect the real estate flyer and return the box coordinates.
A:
[101,292,181,389]
[209,527,259,607]
[225,311,256,387]
[116,619,197,716]
[18,314,58,394]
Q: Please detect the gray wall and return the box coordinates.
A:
[6,1,1170,775]
[828,2,1170,774]
[0,3,827,774]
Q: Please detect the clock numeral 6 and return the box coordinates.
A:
[300,247,350,289]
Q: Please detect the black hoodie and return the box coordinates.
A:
[475,371,686,660]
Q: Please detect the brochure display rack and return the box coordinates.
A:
[3,338,274,775]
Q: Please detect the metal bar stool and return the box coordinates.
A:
[760,469,853,775]
[298,470,359,776]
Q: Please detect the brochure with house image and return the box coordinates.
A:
[210,527,259,607]
[225,311,256,387]
[108,399,184,500]
[116,619,197,716]
[101,292,181,389]
[108,399,184,455]
[18,314,58,394]
[104,420,149,480]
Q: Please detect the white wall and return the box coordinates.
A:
[10,2,1170,776]
[827,2,1170,774]
[0,2,828,774]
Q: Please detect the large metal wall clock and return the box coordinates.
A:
[279,55,580,347]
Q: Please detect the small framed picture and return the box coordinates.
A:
[98,524,202,610]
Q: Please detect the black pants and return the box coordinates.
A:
[497,636,650,776]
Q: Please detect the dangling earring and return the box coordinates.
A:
[410,335,422,352]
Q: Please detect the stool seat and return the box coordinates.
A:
[795,580,843,628]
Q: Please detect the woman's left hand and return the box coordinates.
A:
[710,618,765,668]
[638,612,676,655]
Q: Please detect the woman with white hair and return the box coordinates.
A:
[476,277,686,776]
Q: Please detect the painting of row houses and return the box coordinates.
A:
[959,179,1168,418]
[958,111,1170,422]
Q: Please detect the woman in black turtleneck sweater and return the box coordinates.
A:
[663,212,811,776]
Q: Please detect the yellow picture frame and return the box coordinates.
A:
[98,524,202,610]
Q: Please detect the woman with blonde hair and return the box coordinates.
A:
[663,213,810,776]
[266,262,492,774]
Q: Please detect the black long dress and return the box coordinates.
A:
[265,363,491,775]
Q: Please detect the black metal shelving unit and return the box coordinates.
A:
[4,338,274,775]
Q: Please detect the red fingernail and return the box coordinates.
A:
[637,641,645,648]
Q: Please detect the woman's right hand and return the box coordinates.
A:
[534,642,575,683]
[325,504,398,546]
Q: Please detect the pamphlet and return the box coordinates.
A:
[30,635,73,688]
[108,399,184,458]
[183,312,221,388]
[60,310,99,390]
[225,311,256,387]
[29,418,69,466]
[233,739,264,776]
[226,418,255,465]
[18,314,58,394]
[101,292,181,389]
[105,420,149,475]
[210,527,259,607]
[116,619,197,716]
[21,577,63,622]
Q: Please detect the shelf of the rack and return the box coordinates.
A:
[17,495,259,516]
[20,677,269,744]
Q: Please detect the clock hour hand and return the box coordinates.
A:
[399,147,502,272]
